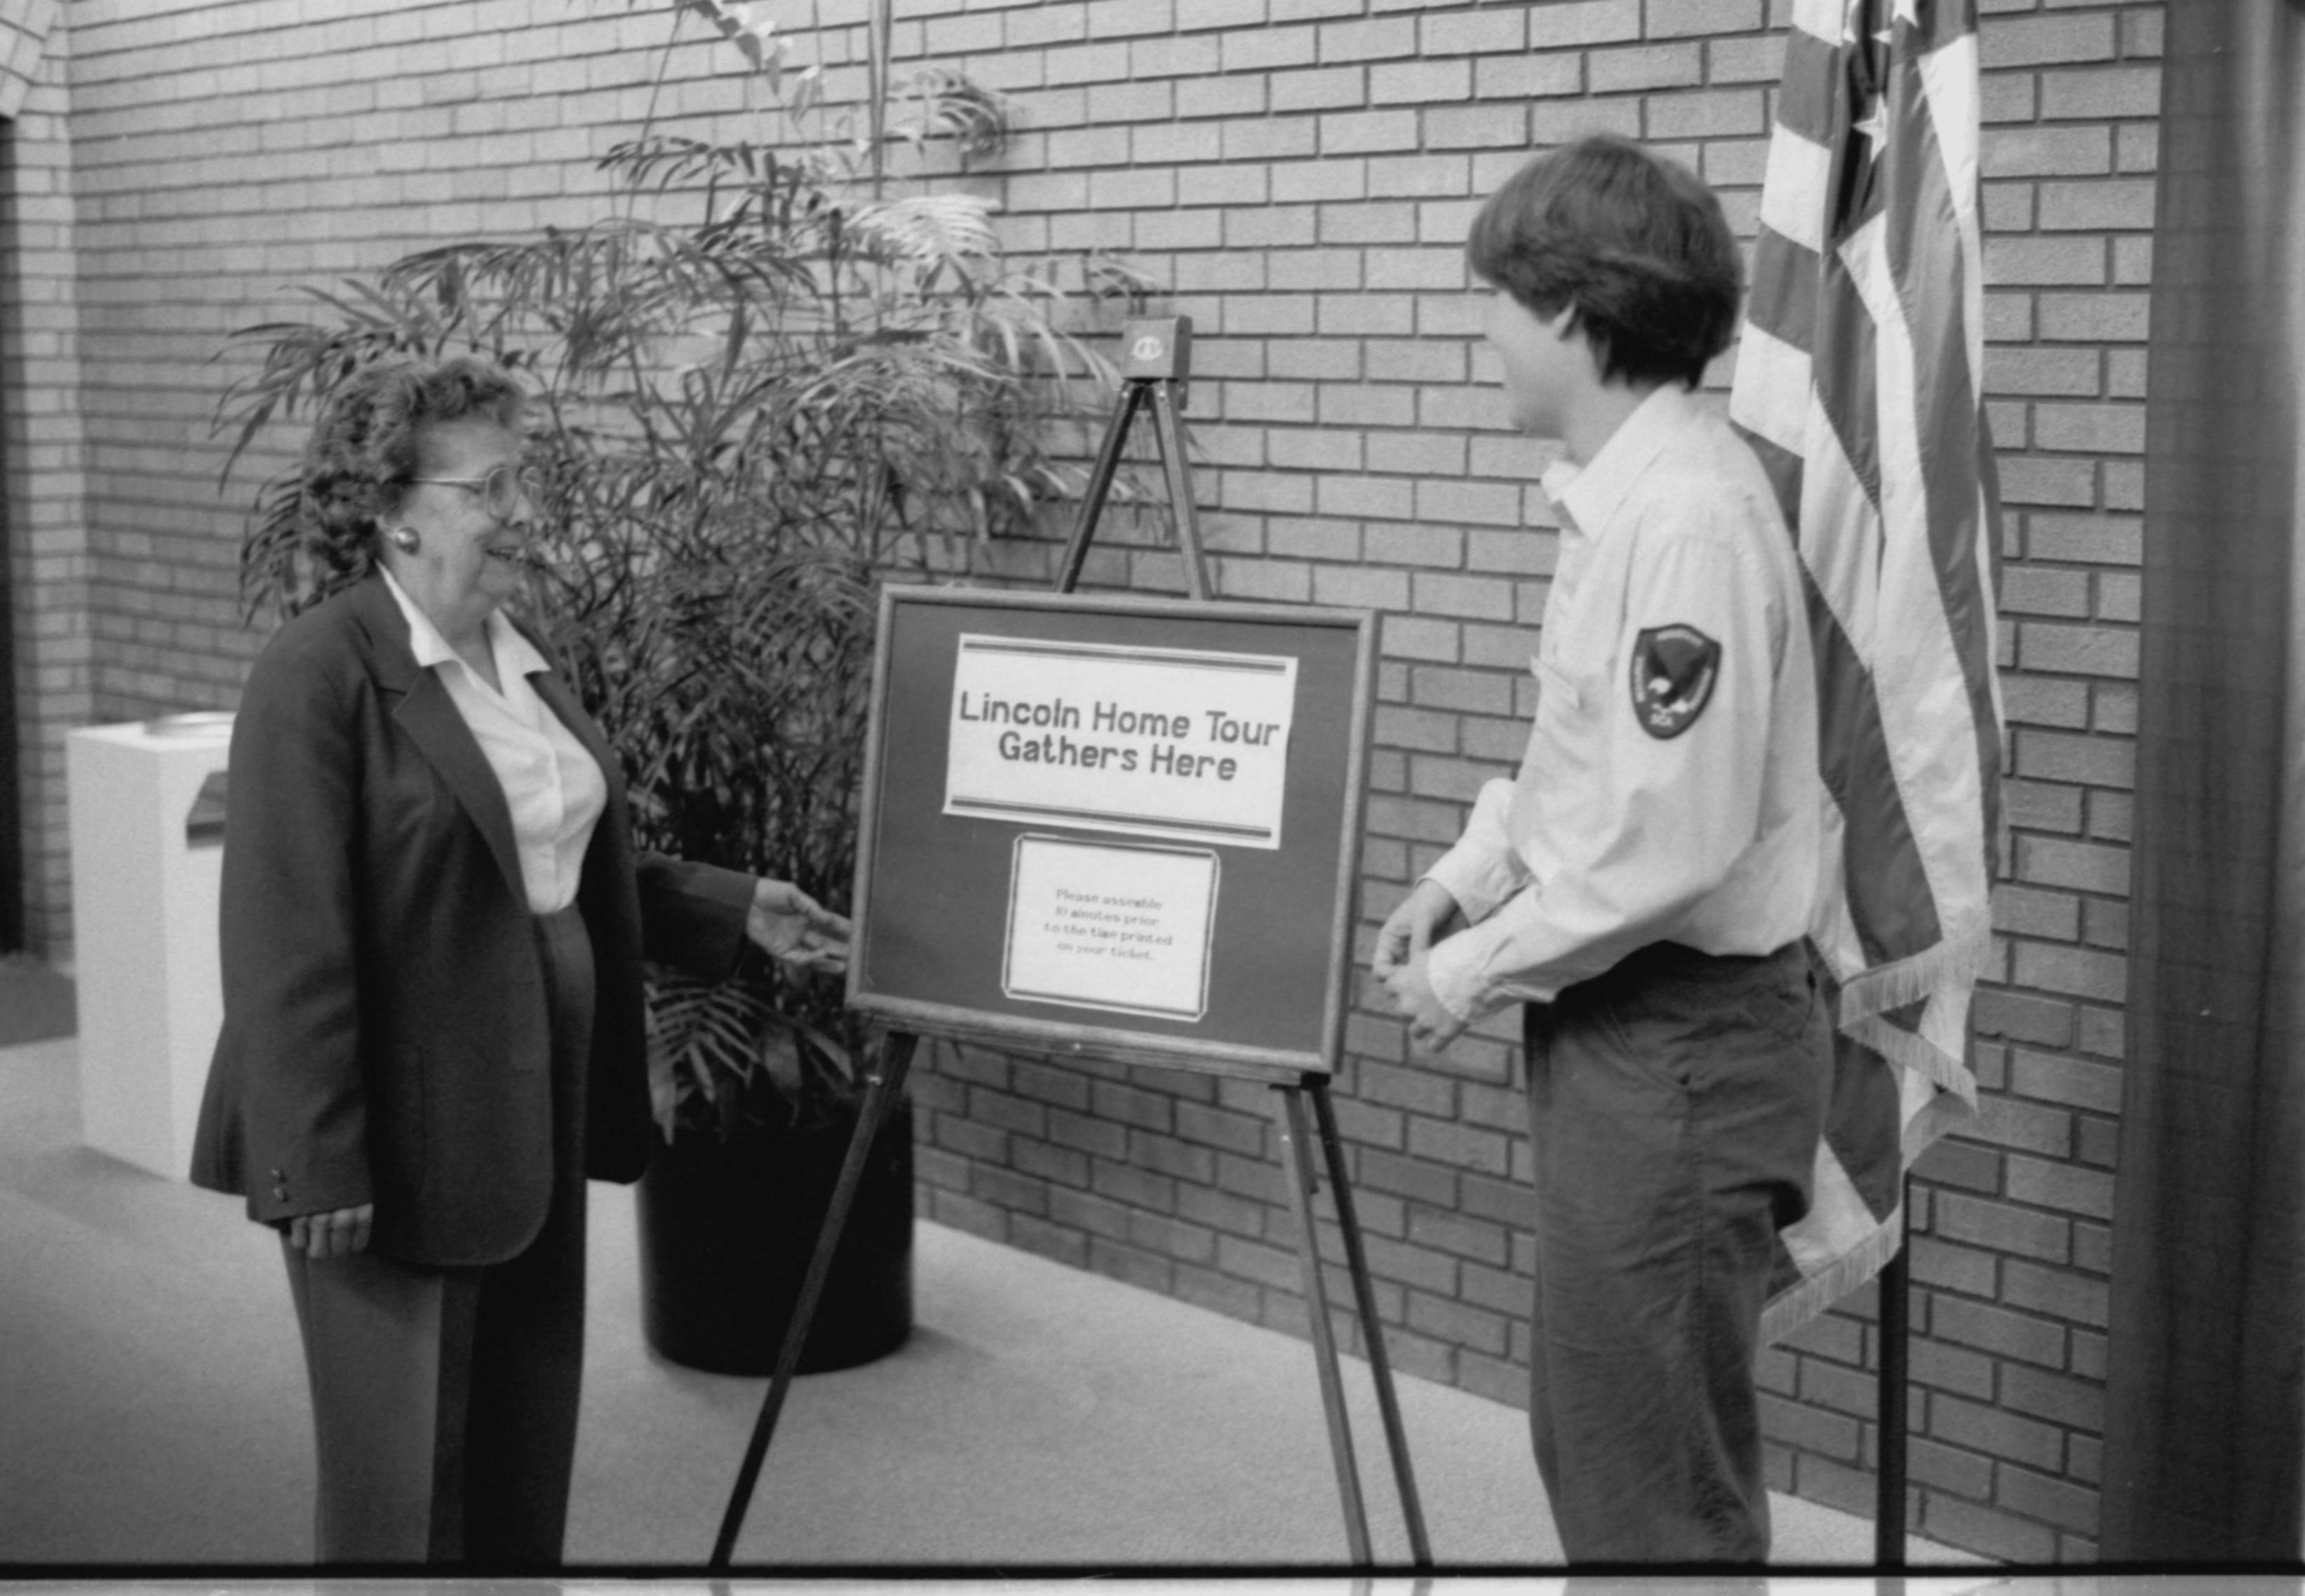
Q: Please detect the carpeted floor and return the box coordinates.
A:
[0,1027,1983,1576]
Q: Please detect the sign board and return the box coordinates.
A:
[847,588,1377,1079]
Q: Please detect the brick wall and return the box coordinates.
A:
[19,0,781,953]
[0,0,55,121]
[27,0,2157,1562]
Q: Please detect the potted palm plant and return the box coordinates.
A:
[216,11,1141,1373]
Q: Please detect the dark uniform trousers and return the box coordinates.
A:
[1520,939,1831,1563]
[281,906,597,1566]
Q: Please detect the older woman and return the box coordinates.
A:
[191,356,848,1566]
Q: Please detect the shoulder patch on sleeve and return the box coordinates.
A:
[1629,624,1721,739]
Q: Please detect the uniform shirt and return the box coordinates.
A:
[381,568,607,914]
[1423,384,1822,1021]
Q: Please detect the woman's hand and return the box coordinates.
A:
[747,878,852,974]
[288,1204,373,1259]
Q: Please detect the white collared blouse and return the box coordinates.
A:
[379,568,608,915]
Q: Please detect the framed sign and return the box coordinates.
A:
[847,587,1377,1079]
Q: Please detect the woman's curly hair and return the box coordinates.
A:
[1467,135,1742,392]
[299,355,527,586]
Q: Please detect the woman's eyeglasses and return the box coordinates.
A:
[408,464,541,521]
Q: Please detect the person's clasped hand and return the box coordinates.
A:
[1372,877,1469,1056]
[748,878,852,974]
[288,1203,374,1259]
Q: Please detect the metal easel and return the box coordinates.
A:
[710,317,1429,1568]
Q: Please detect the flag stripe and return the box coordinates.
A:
[1914,0,1977,56]
[1745,225,1820,351]
[1792,390,1883,662]
[1838,213,1991,965]
[1728,316,1813,464]
[1736,421,1801,515]
[1782,1136,1885,1275]
[1888,29,2005,871]
[1775,27,1852,149]
[1810,241,1884,514]
[1759,122,1832,257]
[1921,32,1988,384]
[1789,0,1845,47]
[1820,1024,1907,1214]
[1806,753,1872,981]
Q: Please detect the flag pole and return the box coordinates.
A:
[1875,1172,1911,1565]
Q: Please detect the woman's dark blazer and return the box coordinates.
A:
[191,573,755,1268]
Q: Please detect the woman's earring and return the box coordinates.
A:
[389,527,420,553]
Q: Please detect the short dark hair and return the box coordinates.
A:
[1465,135,1743,391]
[299,355,527,586]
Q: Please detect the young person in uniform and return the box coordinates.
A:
[1373,135,1834,1562]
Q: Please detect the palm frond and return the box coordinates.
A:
[845,194,1002,265]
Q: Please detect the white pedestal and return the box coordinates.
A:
[66,715,234,1179]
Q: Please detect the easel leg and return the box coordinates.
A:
[1146,377,1211,601]
[1272,1082,1373,1563]
[1310,1081,1432,1566]
[709,1030,919,1567]
[1055,383,1147,594]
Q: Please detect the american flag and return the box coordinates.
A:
[1727,0,2004,1341]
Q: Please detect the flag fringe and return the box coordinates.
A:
[1761,1205,1904,1346]
[1846,1009,1980,1110]
[1760,1081,1973,1347]
[1902,1083,1973,1160]
[1834,922,1991,1023]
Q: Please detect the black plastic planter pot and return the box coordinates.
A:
[636,1097,914,1375]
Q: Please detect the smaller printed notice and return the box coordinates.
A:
[945,634,1298,849]
[1002,834,1220,1021]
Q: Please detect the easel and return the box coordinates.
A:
[710,318,1430,1568]
[1054,315,1210,601]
